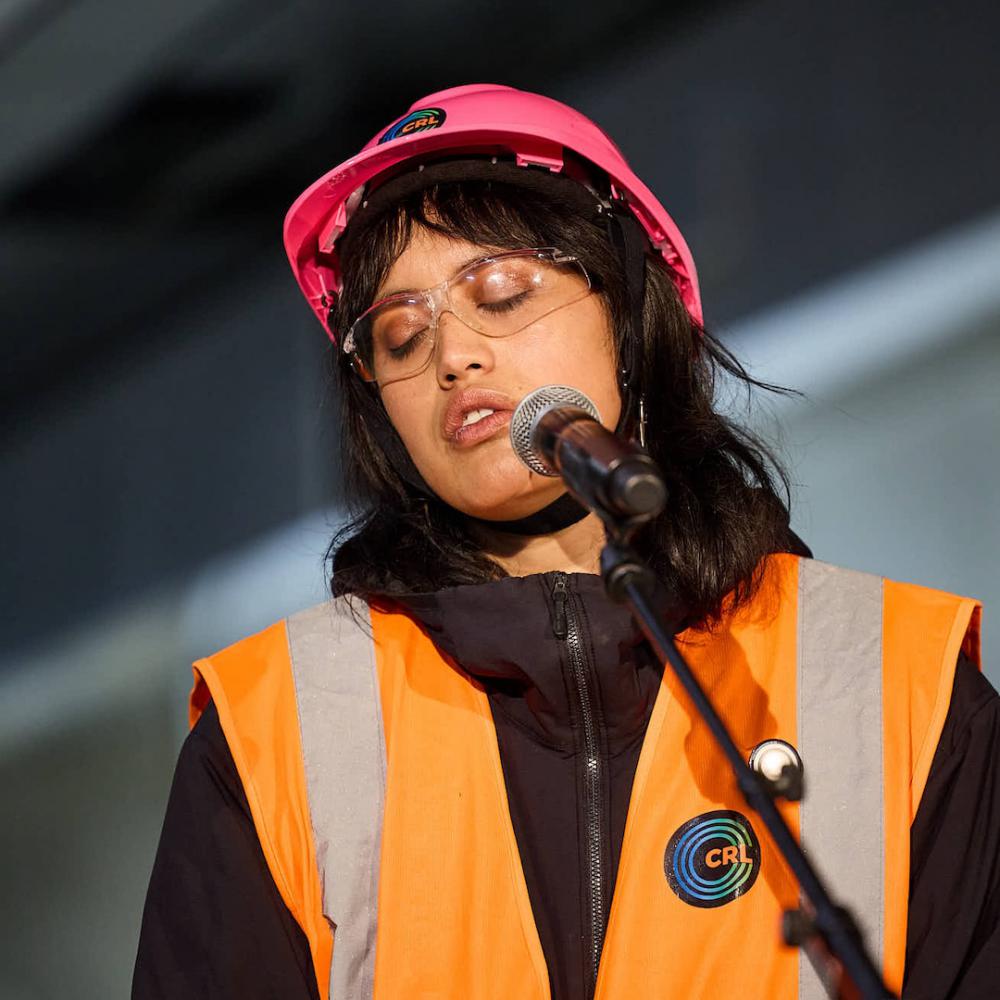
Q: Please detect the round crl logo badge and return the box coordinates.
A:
[664,809,761,908]
[379,107,446,144]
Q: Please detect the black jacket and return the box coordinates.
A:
[133,570,1000,999]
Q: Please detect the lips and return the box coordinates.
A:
[442,387,517,446]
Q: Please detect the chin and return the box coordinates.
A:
[460,491,562,522]
[439,453,563,522]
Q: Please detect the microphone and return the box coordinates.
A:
[509,385,667,522]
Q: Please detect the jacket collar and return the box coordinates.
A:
[396,572,684,751]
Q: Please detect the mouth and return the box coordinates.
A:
[443,388,516,447]
[452,408,512,446]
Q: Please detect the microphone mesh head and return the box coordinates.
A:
[509,385,601,476]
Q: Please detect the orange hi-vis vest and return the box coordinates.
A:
[189,555,981,999]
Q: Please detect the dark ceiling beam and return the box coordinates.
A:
[0,0,240,192]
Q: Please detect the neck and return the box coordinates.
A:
[474,512,607,577]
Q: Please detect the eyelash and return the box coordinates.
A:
[478,291,530,313]
[388,329,429,359]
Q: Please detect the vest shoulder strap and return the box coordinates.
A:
[189,596,380,1000]
[286,598,385,1000]
[796,557,980,995]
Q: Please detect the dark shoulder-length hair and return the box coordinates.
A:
[326,175,797,627]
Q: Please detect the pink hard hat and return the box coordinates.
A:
[283,83,702,341]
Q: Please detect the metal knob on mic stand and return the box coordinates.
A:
[510,386,895,1000]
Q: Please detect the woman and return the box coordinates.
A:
[133,85,997,1000]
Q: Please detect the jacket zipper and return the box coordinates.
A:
[551,572,607,996]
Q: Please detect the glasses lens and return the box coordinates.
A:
[352,294,433,383]
[453,254,591,338]
[349,252,591,383]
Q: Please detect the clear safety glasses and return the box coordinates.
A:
[342,247,593,384]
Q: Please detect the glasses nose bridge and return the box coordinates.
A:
[425,273,471,334]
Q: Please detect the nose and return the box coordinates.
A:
[434,309,496,386]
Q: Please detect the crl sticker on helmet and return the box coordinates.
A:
[664,810,761,908]
[379,108,446,144]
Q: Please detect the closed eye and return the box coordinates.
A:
[478,291,531,314]
[387,328,430,359]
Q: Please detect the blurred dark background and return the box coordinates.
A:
[1,2,998,996]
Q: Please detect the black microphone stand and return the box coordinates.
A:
[596,518,895,1000]
[512,385,895,996]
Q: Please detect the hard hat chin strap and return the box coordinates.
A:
[599,199,648,442]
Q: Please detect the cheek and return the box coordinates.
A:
[380,384,435,462]
[522,312,622,426]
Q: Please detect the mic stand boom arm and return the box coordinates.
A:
[598,531,894,1000]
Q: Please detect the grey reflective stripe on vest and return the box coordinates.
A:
[286,599,385,1000]
[797,559,884,999]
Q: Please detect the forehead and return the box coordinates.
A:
[375,226,504,300]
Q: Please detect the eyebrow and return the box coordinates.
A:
[376,252,493,301]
